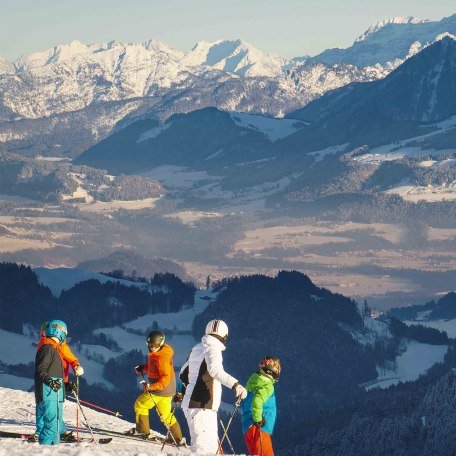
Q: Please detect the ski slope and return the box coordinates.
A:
[34,267,155,296]
[0,386,245,454]
[365,340,447,390]
[0,386,191,455]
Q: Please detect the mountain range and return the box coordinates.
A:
[1,14,456,157]
[75,38,456,198]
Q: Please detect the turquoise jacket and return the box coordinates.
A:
[241,372,277,435]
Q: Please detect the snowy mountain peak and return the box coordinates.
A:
[0,55,14,75]
[355,16,431,42]
[433,32,456,43]
[182,39,287,77]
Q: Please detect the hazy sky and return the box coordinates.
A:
[1,0,455,60]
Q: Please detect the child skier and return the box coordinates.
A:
[34,319,69,445]
[241,356,281,456]
[31,322,83,443]
[180,319,248,454]
[129,330,185,445]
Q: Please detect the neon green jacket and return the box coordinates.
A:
[241,372,277,435]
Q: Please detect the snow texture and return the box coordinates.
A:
[0,386,192,455]
[366,340,447,390]
[228,112,304,142]
[33,268,153,296]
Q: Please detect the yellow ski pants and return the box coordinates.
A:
[134,392,176,427]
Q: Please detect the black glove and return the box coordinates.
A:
[65,381,78,394]
[47,379,61,392]
[255,418,266,428]
[173,393,183,404]
[134,365,144,374]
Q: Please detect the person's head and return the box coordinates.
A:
[205,319,229,345]
[44,320,68,344]
[147,330,165,353]
[258,356,281,382]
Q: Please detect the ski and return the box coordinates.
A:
[0,430,112,444]
[0,430,33,439]
[84,425,181,447]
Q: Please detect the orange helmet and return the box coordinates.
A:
[259,356,281,381]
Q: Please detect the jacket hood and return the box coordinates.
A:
[149,342,174,359]
[202,334,226,351]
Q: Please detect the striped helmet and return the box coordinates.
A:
[259,356,281,381]
[205,319,229,339]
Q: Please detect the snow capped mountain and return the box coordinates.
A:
[354,16,430,43]
[292,37,456,125]
[181,39,287,77]
[313,12,456,67]
[0,56,14,75]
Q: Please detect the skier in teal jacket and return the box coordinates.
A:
[241,356,281,456]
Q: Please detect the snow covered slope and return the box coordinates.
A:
[181,39,287,77]
[365,340,448,390]
[0,386,188,455]
[34,267,154,296]
[313,13,456,67]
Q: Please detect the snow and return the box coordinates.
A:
[385,181,456,202]
[0,386,192,455]
[33,268,151,296]
[308,144,349,163]
[77,198,161,213]
[355,17,430,43]
[164,211,223,226]
[141,166,221,189]
[62,186,94,203]
[228,112,304,142]
[366,340,447,390]
[0,328,114,390]
[125,291,213,333]
[136,122,172,143]
[0,329,36,365]
[0,374,33,392]
[406,319,456,338]
[181,39,287,77]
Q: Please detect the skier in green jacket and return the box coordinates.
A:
[241,357,281,456]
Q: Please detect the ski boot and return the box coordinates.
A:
[61,431,78,443]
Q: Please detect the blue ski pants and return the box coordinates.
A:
[36,378,64,445]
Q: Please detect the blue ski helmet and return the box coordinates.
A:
[45,320,68,342]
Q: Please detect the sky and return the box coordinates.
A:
[1,0,455,60]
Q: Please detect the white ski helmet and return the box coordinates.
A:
[205,319,229,339]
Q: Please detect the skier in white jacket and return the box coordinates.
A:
[180,319,247,454]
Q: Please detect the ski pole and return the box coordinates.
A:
[218,416,235,454]
[76,377,79,443]
[140,373,180,450]
[217,397,241,455]
[72,390,98,446]
[67,396,123,417]
[160,403,177,451]
[56,385,60,444]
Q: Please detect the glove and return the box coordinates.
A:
[173,393,183,404]
[255,418,266,428]
[65,381,78,394]
[232,382,247,400]
[74,364,84,376]
[47,379,61,392]
[134,365,144,375]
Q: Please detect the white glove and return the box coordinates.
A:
[233,383,247,400]
[74,364,84,376]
